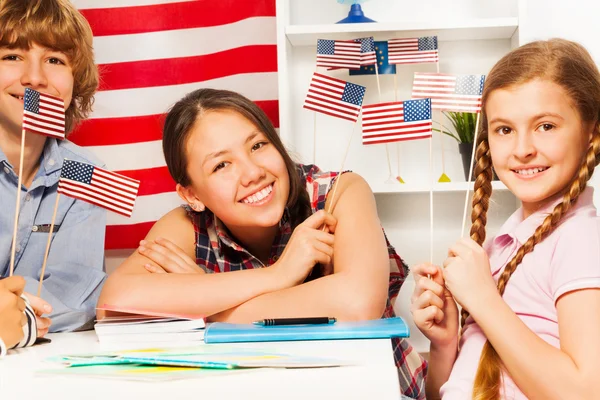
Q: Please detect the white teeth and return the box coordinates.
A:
[516,167,547,175]
[241,184,273,204]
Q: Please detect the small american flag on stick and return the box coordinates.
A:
[316,39,361,69]
[412,73,485,112]
[303,72,365,123]
[388,36,439,65]
[362,99,432,145]
[58,159,141,217]
[22,88,65,140]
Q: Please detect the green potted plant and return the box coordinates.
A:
[434,111,478,181]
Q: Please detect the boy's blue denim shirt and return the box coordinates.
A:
[0,138,107,332]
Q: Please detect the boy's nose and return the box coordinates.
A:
[21,61,48,89]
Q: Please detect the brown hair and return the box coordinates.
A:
[465,38,600,399]
[162,88,311,228]
[0,0,98,134]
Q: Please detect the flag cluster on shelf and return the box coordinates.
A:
[305,35,485,145]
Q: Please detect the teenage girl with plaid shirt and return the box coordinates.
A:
[99,88,427,399]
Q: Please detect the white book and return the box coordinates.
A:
[95,318,206,335]
[95,304,206,344]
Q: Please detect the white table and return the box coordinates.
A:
[0,331,401,400]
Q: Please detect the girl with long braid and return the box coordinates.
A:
[411,38,600,399]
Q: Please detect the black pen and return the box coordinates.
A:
[253,317,336,326]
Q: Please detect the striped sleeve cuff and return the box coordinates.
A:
[11,295,37,350]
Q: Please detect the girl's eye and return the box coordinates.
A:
[495,126,512,135]
[538,123,555,132]
[251,141,268,151]
[213,161,229,172]
[2,55,19,61]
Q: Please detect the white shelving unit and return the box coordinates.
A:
[286,17,519,46]
[371,180,508,194]
[276,0,522,353]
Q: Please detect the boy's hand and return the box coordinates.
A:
[0,277,27,348]
[23,293,52,338]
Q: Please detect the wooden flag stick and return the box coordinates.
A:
[37,193,60,297]
[429,136,434,264]
[313,65,318,165]
[439,118,446,172]
[437,115,451,182]
[9,129,27,277]
[384,141,393,178]
[374,62,382,100]
[326,121,359,215]
[436,62,450,183]
[460,112,481,237]
[313,112,317,164]
[393,70,398,101]
[374,62,393,181]
[394,72,405,183]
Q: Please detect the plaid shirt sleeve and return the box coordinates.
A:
[300,164,427,399]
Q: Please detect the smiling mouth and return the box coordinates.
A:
[240,183,274,205]
[10,94,24,101]
[512,167,549,176]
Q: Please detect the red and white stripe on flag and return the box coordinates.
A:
[58,159,140,218]
[303,72,365,123]
[22,88,65,140]
[71,0,279,249]
[362,100,432,145]
[412,72,484,112]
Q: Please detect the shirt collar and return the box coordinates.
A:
[213,214,245,252]
[495,186,596,246]
[0,137,62,186]
[207,207,293,253]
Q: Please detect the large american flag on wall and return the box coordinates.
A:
[71,0,278,250]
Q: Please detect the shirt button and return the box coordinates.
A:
[3,166,9,174]
[272,255,279,261]
[48,159,55,166]
[15,246,21,253]
[32,225,38,232]
[25,194,32,202]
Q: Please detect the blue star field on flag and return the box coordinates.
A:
[404,98,432,122]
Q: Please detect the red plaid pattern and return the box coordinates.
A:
[187,164,426,399]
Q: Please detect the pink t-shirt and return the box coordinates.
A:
[441,187,600,399]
